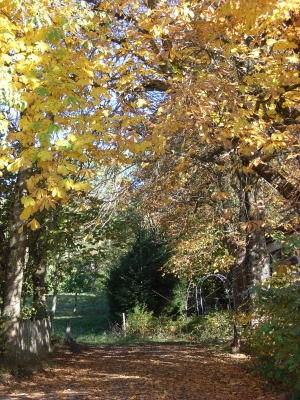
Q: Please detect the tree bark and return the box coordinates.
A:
[246,189,270,287]
[232,171,250,309]
[253,161,300,208]
[32,263,48,320]
[2,168,31,351]
[231,172,270,310]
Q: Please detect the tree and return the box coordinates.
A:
[1,0,299,355]
[0,0,164,349]
[106,224,178,321]
[126,0,300,307]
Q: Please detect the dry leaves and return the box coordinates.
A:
[0,344,286,400]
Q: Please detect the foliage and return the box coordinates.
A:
[164,213,235,278]
[58,262,94,294]
[106,307,237,346]
[106,227,178,321]
[0,3,299,389]
[242,278,300,398]
[46,292,235,349]
[188,311,236,344]
[131,0,300,284]
[125,304,156,339]
[0,0,160,228]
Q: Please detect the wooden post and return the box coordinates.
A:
[50,290,57,326]
[64,319,74,345]
[231,325,241,354]
[73,292,77,314]
[123,313,126,338]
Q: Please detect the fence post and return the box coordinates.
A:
[64,319,74,345]
[73,292,77,314]
[50,290,57,325]
[122,313,126,338]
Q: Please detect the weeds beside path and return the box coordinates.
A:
[0,344,286,400]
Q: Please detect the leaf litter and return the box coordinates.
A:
[0,344,286,400]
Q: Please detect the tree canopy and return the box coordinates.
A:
[0,0,299,363]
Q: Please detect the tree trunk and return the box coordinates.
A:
[50,266,59,326]
[231,172,270,310]
[246,188,270,286]
[232,171,250,309]
[2,168,31,352]
[32,263,48,320]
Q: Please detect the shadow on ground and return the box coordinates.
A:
[0,344,286,400]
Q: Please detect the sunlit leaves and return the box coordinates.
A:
[35,87,50,96]
[27,218,40,230]
[21,196,35,207]
[20,205,33,221]
[0,0,167,228]
[128,0,300,279]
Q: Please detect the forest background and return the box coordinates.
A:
[0,0,300,397]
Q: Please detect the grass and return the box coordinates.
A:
[47,293,236,348]
[47,293,113,344]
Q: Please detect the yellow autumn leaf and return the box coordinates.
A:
[27,218,40,230]
[57,165,69,176]
[40,197,56,211]
[157,106,165,115]
[272,40,298,51]
[73,182,92,191]
[37,150,53,162]
[20,205,33,221]
[65,163,77,172]
[52,186,66,198]
[7,159,21,172]
[60,178,74,190]
[36,188,47,199]
[7,158,32,173]
[136,141,152,152]
[136,98,148,108]
[266,39,277,46]
[21,196,36,207]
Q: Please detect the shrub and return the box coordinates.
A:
[189,310,236,343]
[243,279,300,398]
[125,305,156,339]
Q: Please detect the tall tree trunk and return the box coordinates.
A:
[232,171,250,309]
[246,187,270,286]
[2,168,30,351]
[231,172,270,310]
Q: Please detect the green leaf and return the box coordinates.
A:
[46,28,63,42]
[35,87,50,96]
[48,124,62,134]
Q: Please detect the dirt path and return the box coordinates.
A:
[0,344,285,400]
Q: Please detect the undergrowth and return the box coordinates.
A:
[47,294,236,347]
[105,305,236,347]
[241,277,300,399]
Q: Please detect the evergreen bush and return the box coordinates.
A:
[106,228,178,321]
